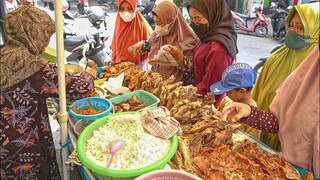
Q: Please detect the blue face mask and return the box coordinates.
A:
[285,30,312,50]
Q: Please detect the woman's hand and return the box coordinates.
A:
[162,45,185,67]
[128,41,144,58]
[220,102,251,122]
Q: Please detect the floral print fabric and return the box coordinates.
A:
[0,64,94,179]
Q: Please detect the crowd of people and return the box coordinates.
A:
[0,0,319,179]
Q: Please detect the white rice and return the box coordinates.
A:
[85,114,171,170]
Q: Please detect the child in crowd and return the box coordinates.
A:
[210,63,261,139]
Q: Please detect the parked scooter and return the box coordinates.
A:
[63,0,76,20]
[254,40,285,73]
[62,1,77,39]
[270,2,289,40]
[64,6,109,68]
[97,0,118,10]
[231,7,269,37]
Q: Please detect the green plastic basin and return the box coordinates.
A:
[77,112,178,180]
[109,90,160,113]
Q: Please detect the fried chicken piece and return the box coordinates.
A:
[302,172,314,180]
[208,171,226,180]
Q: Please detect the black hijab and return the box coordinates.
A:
[188,0,238,59]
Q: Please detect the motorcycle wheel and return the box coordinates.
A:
[254,61,265,74]
[255,24,268,37]
[279,28,286,39]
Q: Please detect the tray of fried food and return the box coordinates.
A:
[102,62,136,79]
[148,74,175,98]
[170,120,304,180]
[112,94,146,113]
[134,70,163,92]
[193,141,301,180]
[123,66,145,90]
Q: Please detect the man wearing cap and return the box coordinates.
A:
[210,63,261,139]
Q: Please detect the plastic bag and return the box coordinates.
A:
[150,44,177,66]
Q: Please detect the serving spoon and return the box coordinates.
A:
[105,140,126,169]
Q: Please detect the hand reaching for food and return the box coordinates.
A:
[221,102,251,122]
[162,45,185,67]
[128,41,144,58]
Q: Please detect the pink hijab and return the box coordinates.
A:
[270,45,319,178]
[149,1,198,81]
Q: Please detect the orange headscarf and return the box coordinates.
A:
[110,0,153,65]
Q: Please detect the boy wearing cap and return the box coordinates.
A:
[210,63,261,139]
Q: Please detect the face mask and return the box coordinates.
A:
[155,11,178,36]
[155,24,170,36]
[119,11,136,22]
[285,30,311,50]
[190,22,209,39]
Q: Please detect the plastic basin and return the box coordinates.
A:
[69,97,112,122]
[77,112,178,180]
[109,90,160,113]
[135,169,202,180]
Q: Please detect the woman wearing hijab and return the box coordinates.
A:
[252,2,319,151]
[221,40,319,179]
[0,6,94,179]
[128,0,198,83]
[164,0,238,107]
[110,0,153,70]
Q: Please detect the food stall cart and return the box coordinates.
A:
[50,1,316,179]
[54,62,316,180]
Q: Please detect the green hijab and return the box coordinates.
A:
[252,2,319,110]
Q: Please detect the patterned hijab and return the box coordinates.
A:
[0,6,55,90]
[187,0,238,60]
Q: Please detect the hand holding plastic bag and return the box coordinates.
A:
[162,45,185,67]
[149,44,182,67]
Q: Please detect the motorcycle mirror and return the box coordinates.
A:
[104,20,107,31]
[271,2,276,7]
[103,36,109,42]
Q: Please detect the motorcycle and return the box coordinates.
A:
[270,2,289,40]
[63,2,76,20]
[231,7,269,37]
[254,40,285,73]
[97,0,118,10]
[61,0,78,39]
[64,6,110,68]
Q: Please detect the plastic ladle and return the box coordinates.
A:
[105,140,126,169]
